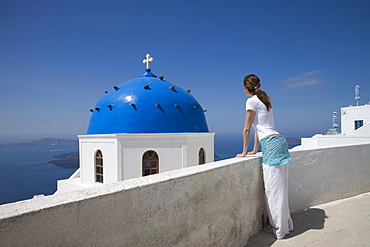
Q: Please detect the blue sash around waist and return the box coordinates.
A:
[260,135,291,166]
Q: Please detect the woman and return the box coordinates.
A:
[236,74,294,239]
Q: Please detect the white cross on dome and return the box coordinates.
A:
[143,54,154,69]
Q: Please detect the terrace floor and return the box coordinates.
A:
[245,192,370,247]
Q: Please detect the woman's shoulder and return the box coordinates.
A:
[246,95,257,101]
[246,95,261,111]
[247,95,260,104]
[247,95,268,111]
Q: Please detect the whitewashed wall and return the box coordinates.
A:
[79,138,119,185]
[288,143,370,212]
[1,143,369,246]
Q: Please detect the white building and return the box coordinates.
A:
[295,103,370,149]
[341,104,370,135]
[57,55,214,193]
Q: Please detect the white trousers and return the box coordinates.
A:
[263,163,294,239]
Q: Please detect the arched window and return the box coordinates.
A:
[95,150,103,183]
[199,148,205,165]
[142,150,159,176]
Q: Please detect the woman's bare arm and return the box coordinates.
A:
[236,110,255,157]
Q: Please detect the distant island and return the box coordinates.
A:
[0,138,78,147]
[286,137,301,147]
[49,152,80,169]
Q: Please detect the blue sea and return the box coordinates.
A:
[0,145,78,205]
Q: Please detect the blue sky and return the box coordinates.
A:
[1,0,369,143]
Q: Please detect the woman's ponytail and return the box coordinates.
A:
[255,88,272,111]
[244,74,272,111]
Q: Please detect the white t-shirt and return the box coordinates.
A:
[245,95,279,140]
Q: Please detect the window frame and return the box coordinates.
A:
[95,150,103,183]
[142,150,159,176]
[199,148,205,165]
[354,120,364,130]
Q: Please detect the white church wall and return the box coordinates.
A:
[118,132,214,179]
[119,134,185,179]
[186,133,214,167]
[79,135,119,185]
[129,132,214,172]
[1,143,370,246]
[59,133,214,192]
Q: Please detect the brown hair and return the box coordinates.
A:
[243,74,272,111]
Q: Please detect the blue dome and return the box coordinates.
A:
[87,69,209,134]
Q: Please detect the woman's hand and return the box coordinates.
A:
[237,151,257,157]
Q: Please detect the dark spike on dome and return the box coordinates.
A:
[144,84,150,89]
[95,107,100,111]
[90,109,94,112]
[194,106,198,109]
[174,104,180,108]
[169,86,175,90]
[131,103,136,107]
[105,91,108,94]
[107,105,113,110]
[203,110,207,112]
[114,86,119,91]
[159,76,164,80]
[187,89,191,93]
[156,103,161,107]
